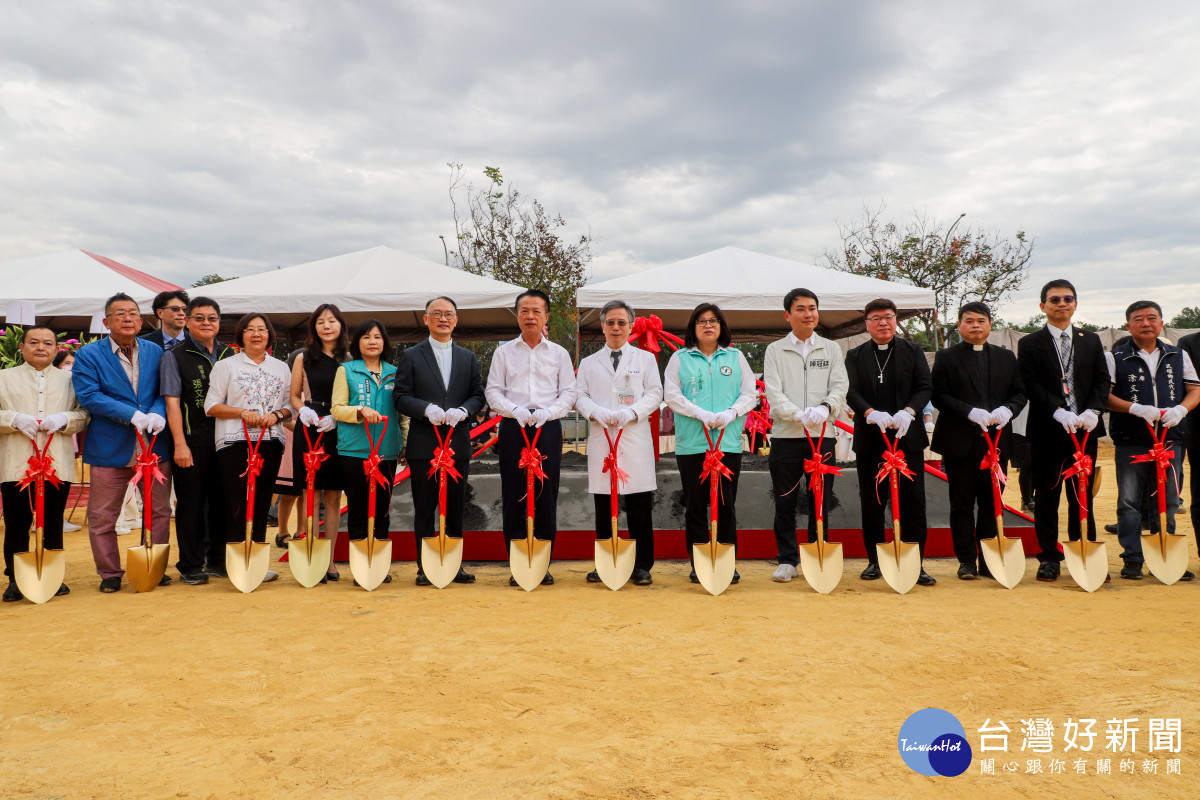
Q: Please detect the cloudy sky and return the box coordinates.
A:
[2,1,1197,326]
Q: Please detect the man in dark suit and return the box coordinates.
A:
[140,290,190,351]
[1016,279,1110,581]
[845,298,935,586]
[932,302,1026,579]
[394,296,487,586]
[1180,330,1200,558]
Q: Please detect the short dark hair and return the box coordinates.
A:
[425,296,458,311]
[234,313,277,350]
[1039,279,1077,304]
[20,325,56,344]
[514,289,550,313]
[1125,300,1163,321]
[958,302,992,322]
[104,292,137,315]
[151,290,190,313]
[303,303,348,371]
[186,296,220,316]
[349,318,392,361]
[684,303,732,349]
[52,349,73,368]
[863,298,897,317]
[784,288,819,311]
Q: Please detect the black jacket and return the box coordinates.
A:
[931,342,1026,461]
[1179,332,1200,447]
[845,337,931,454]
[1016,326,1109,444]
[393,340,487,461]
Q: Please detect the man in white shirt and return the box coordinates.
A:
[485,289,578,586]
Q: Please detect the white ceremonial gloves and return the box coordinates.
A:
[592,408,614,426]
[425,405,447,426]
[39,413,69,433]
[316,415,337,432]
[988,407,1013,428]
[511,407,534,426]
[443,407,469,427]
[613,408,637,428]
[531,408,551,428]
[1127,403,1163,424]
[1076,410,1099,432]
[967,408,991,429]
[130,410,151,432]
[1052,408,1079,433]
[924,421,935,434]
[298,407,321,427]
[696,409,719,427]
[712,409,737,428]
[804,405,830,427]
[12,413,40,439]
[145,413,167,435]
[1161,405,1189,428]
[866,410,893,432]
[890,409,915,438]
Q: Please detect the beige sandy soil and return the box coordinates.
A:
[1,443,1197,799]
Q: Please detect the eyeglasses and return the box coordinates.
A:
[428,311,457,321]
[866,314,897,323]
[191,315,220,324]
[602,319,629,328]
[696,318,720,328]
[107,311,141,320]
[1046,295,1076,305]
[163,305,187,314]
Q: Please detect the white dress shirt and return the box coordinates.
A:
[788,331,815,360]
[429,336,453,387]
[485,335,578,419]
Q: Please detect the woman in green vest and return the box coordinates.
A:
[663,303,757,583]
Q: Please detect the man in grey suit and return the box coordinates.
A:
[394,296,487,586]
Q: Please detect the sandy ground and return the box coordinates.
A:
[2,442,1198,799]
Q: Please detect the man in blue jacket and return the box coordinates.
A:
[73,293,173,592]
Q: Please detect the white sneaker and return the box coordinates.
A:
[63,520,81,532]
[772,563,799,582]
[263,569,279,583]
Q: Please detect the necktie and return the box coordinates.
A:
[1060,330,1076,412]
[611,349,621,371]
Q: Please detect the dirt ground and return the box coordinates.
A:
[2,442,1197,799]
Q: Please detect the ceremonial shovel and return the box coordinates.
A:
[593,425,636,591]
[13,431,66,604]
[287,426,332,588]
[126,431,170,593]
[692,426,736,596]
[419,424,465,589]
[978,427,1026,589]
[1137,418,1188,585]
[509,424,552,591]
[349,417,393,591]
[797,423,843,594]
[1060,431,1107,592]
[872,429,919,595]
[226,422,272,593]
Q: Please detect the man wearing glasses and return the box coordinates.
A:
[845,299,936,586]
[142,290,191,351]
[1016,280,1110,582]
[72,293,172,593]
[158,297,234,584]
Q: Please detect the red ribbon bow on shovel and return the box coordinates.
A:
[302,426,330,475]
[1065,431,1092,518]
[17,432,61,491]
[363,417,392,491]
[130,431,167,490]
[1132,419,1177,516]
[240,422,267,484]
[979,428,1007,488]
[518,426,548,483]
[802,424,843,520]
[428,425,463,484]
[874,428,914,503]
[602,427,630,487]
[628,314,685,354]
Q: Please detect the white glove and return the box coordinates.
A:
[591,408,612,426]
[39,413,70,433]
[531,408,551,428]
[614,408,637,427]
[145,413,167,435]
[1127,403,1162,424]
[317,414,337,432]
[805,405,830,426]
[298,407,320,427]
[924,421,935,434]
[1161,404,1189,428]
[890,409,914,438]
[967,408,991,429]
[443,407,468,426]
[695,409,718,427]
[130,410,151,432]
[512,407,534,426]
[12,413,40,439]
[713,409,737,428]
[1076,409,1099,431]
[791,409,808,424]
[866,410,892,431]
[988,407,1013,428]
[425,405,447,425]
[1052,408,1078,433]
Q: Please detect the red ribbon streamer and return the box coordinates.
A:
[130,431,167,489]
[602,427,630,488]
[302,426,330,475]
[979,427,1007,514]
[17,433,61,491]
[628,314,684,355]
[240,422,267,485]
[518,427,548,482]
[1066,431,1091,520]
[1132,420,1174,516]
[700,427,733,529]
[803,423,843,521]
[428,426,463,484]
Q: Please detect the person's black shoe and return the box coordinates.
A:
[158,574,172,587]
[352,574,393,587]
[324,569,340,582]
[957,563,978,580]
[55,583,70,597]
[1036,562,1058,582]
[541,572,554,586]
[415,572,432,586]
[978,561,994,579]
[689,569,699,584]
[181,571,209,585]
[917,570,936,586]
[731,570,740,585]
[274,533,291,548]
[204,565,228,579]
[1104,523,1118,534]
[860,563,882,580]
[452,567,475,584]
[99,576,121,593]
[632,568,653,586]
[3,583,22,602]
[586,570,602,583]
[1181,571,1195,582]
[1120,562,1143,580]
[509,575,519,587]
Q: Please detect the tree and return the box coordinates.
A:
[822,202,1034,348]
[1169,306,1200,329]
[192,274,229,287]
[447,164,592,355]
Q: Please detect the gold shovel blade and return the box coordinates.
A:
[979,535,1027,589]
[1091,465,1102,496]
[593,536,636,591]
[127,542,171,593]
[508,537,552,592]
[287,537,331,588]
[875,540,921,594]
[691,541,736,596]
[225,541,271,593]
[420,534,464,589]
[13,549,66,605]
[1141,530,1189,586]
[348,537,393,591]
[1062,539,1108,593]
[797,540,843,594]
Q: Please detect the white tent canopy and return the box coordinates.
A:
[0,250,183,330]
[202,246,524,337]
[577,246,936,340]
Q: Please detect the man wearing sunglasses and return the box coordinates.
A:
[142,290,191,351]
[1016,280,1110,582]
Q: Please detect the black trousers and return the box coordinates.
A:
[593,491,655,571]
[498,418,562,543]
[2,480,70,579]
[172,440,227,573]
[1032,431,1099,564]
[217,440,283,544]
[945,452,1008,566]
[676,451,742,547]
[341,456,395,540]
[1188,438,1200,550]
[409,457,470,573]
[856,444,928,566]
[769,437,834,566]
